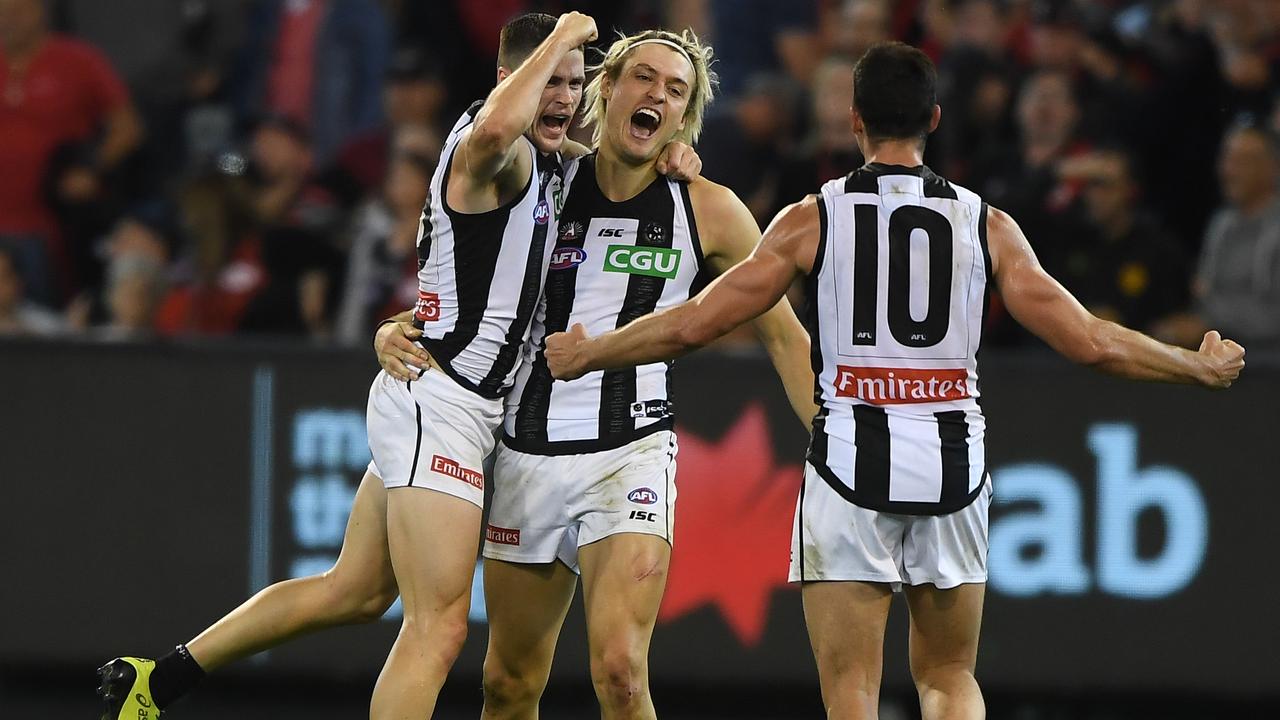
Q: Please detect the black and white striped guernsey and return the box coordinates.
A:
[504,154,709,455]
[412,102,579,399]
[806,163,991,515]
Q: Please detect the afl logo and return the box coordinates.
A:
[533,200,550,225]
[628,487,658,505]
[550,247,587,270]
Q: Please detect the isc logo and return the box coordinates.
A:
[628,487,658,504]
[597,227,626,237]
[628,510,657,522]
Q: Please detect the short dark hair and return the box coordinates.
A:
[853,42,938,142]
[498,13,559,70]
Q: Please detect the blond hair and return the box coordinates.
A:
[581,29,718,147]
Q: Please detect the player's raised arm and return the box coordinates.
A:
[458,12,596,184]
[692,181,819,424]
[990,205,1245,388]
[545,196,815,381]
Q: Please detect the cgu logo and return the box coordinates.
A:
[628,487,658,505]
[550,247,587,270]
[604,245,681,279]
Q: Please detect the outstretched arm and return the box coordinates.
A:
[545,198,816,381]
[696,185,818,425]
[990,206,1245,388]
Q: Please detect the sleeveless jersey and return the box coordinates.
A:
[504,154,709,455]
[806,163,991,515]
[413,102,578,399]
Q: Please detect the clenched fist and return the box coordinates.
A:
[655,141,702,181]
[553,11,598,47]
[1197,330,1245,389]
[544,323,592,380]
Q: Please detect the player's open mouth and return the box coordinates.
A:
[629,107,662,140]
[540,114,570,136]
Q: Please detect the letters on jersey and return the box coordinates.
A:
[806,163,991,515]
[505,154,708,456]
[410,102,577,399]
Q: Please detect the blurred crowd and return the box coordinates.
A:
[1,0,1279,351]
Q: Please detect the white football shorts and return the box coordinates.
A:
[365,367,502,508]
[790,463,992,590]
[483,431,678,572]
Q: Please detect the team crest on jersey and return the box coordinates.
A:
[559,221,584,242]
[533,199,550,225]
[644,221,666,244]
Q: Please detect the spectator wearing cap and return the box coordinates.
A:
[1159,124,1280,350]
[233,0,391,164]
[328,46,446,204]
[0,0,144,305]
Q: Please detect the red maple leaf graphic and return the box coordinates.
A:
[658,405,803,646]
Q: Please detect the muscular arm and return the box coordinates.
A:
[991,206,1244,387]
[457,34,579,184]
[452,14,594,206]
[696,183,818,424]
[547,197,816,385]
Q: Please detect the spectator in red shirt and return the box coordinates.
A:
[0,0,143,305]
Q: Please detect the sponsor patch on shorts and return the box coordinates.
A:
[431,455,483,490]
[628,487,659,505]
[486,524,521,546]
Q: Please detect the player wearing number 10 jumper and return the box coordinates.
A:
[544,41,1245,720]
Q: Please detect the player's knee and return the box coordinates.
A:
[589,647,645,708]
[348,584,399,624]
[401,609,470,663]
[320,567,397,624]
[482,660,543,710]
[911,659,977,696]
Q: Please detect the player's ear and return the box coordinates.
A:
[496,66,512,84]
[850,107,864,136]
[928,104,942,134]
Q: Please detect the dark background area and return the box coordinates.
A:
[1,341,1277,717]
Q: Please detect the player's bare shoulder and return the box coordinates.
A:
[763,195,823,275]
[984,203,1033,276]
[685,176,745,221]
